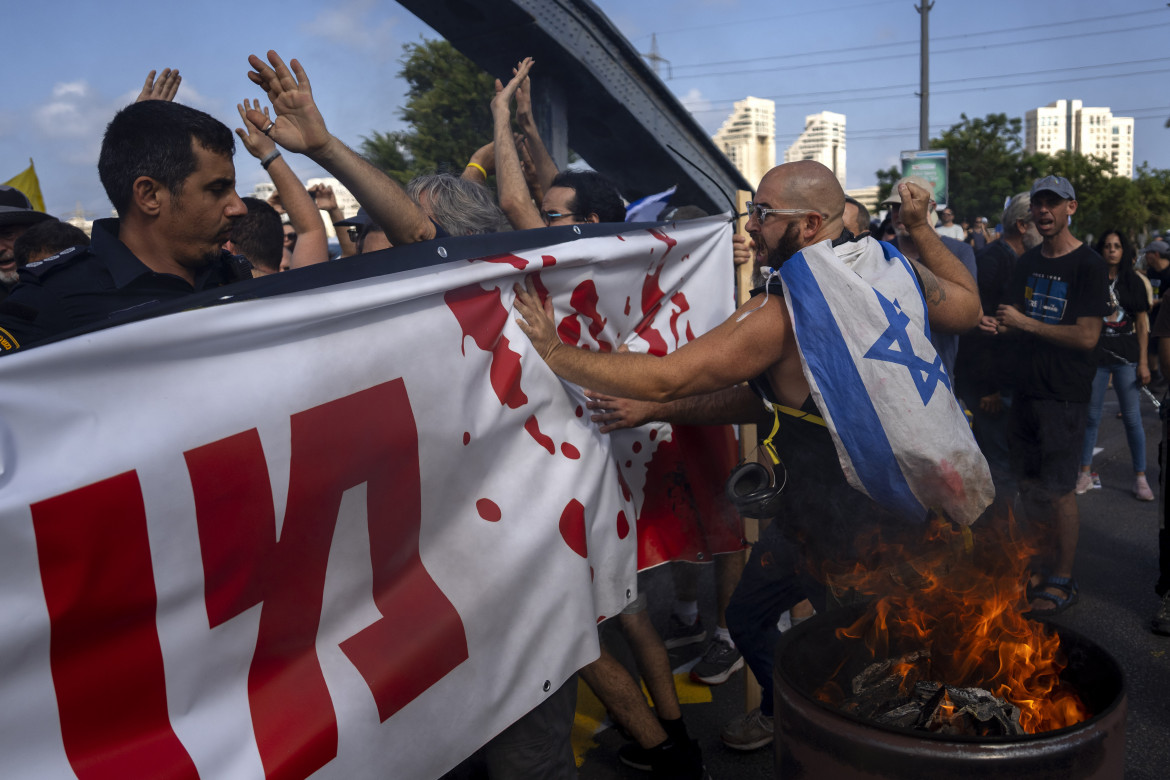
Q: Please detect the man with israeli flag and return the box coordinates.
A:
[515,159,992,749]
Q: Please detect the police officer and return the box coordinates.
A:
[0,100,250,354]
[0,185,55,304]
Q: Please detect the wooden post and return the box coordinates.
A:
[732,190,766,713]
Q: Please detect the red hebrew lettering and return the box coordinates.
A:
[525,415,556,454]
[648,228,677,258]
[32,472,200,780]
[477,499,502,522]
[556,280,613,352]
[186,380,468,780]
[445,285,528,409]
[481,253,528,270]
[559,499,588,558]
[617,511,630,540]
[668,292,691,347]
[561,443,581,460]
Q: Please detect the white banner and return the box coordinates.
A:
[0,216,732,780]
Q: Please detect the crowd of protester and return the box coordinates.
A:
[2,51,1169,780]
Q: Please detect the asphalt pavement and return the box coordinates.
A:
[576,389,1170,780]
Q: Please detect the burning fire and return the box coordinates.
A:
[814,512,1089,734]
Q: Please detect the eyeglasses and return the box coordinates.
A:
[542,211,578,226]
[346,227,363,242]
[744,201,817,223]
[283,232,297,247]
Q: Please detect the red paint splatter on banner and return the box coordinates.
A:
[477,499,501,522]
[617,235,626,241]
[625,460,633,468]
[636,263,669,356]
[530,271,551,305]
[525,415,555,454]
[597,615,605,623]
[617,511,630,539]
[649,429,658,441]
[560,500,588,558]
[632,441,643,453]
[561,443,580,459]
[444,285,529,409]
[686,322,695,341]
[575,405,584,418]
[681,254,690,262]
[618,471,632,502]
[648,228,677,259]
[624,296,632,316]
[462,432,471,446]
[541,255,557,267]
[481,253,528,270]
[669,292,691,347]
[557,280,613,352]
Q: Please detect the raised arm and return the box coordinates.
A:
[136,68,181,103]
[897,181,981,332]
[245,50,436,245]
[307,183,357,258]
[513,65,559,195]
[236,99,328,269]
[492,58,544,231]
[514,275,787,402]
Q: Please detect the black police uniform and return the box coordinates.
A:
[0,218,251,354]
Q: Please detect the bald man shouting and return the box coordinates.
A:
[514,160,981,751]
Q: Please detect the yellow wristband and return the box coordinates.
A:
[466,162,487,178]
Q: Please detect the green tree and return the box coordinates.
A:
[928,113,1032,223]
[875,165,900,208]
[359,130,413,186]
[362,39,497,181]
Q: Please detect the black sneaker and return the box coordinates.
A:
[647,738,707,780]
[663,614,706,649]
[689,638,744,685]
[618,741,653,772]
[1152,592,1170,636]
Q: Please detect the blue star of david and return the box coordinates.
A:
[863,291,950,405]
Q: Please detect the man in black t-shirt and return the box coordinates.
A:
[994,176,1109,617]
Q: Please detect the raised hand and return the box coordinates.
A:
[235,98,277,160]
[491,57,535,113]
[136,68,182,103]
[307,183,338,211]
[245,50,332,156]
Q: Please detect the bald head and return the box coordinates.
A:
[759,161,845,242]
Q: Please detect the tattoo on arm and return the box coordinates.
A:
[913,261,947,306]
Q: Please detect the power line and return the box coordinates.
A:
[631,0,899,41]
[672,21,1170,80]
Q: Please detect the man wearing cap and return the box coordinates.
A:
[333,208,392,256]
[882,175,978,381]
[993,175,1109,617]
[0,185,55,304]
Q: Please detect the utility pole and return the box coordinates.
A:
[642,33,672,79]
[916,1,933,149]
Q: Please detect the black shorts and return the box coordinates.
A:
[1009,395,1088,498]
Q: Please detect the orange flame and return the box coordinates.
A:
[818,511,1089,733]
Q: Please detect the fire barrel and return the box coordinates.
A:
[772,604,1126,779]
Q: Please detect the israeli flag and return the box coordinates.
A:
[625,186,677,222]
[779,237,992,526]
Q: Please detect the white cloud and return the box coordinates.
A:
[52,81,89,99]
[679,88,710,114]
[33,80,111,142]
[302,0,399,54]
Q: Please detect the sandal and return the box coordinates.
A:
[1026,576,1078,618]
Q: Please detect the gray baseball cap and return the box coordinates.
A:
[1031,175,1076,201]
[881,175,933,206]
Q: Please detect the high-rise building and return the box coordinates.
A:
[712,97,775,189]
[784,111,846,189]
[1025,99,1134,178]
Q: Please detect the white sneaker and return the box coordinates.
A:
[1075,471,1094,495]
[721,708,774,751]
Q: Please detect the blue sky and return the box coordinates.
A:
[4,0,1169,219]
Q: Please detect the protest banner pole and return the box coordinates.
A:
[734,189,764,713]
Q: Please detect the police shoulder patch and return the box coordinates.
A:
[21,245,91,279]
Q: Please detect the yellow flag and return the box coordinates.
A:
[4,159,46,213]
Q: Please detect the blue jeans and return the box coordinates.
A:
[1082,363,1146,473]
